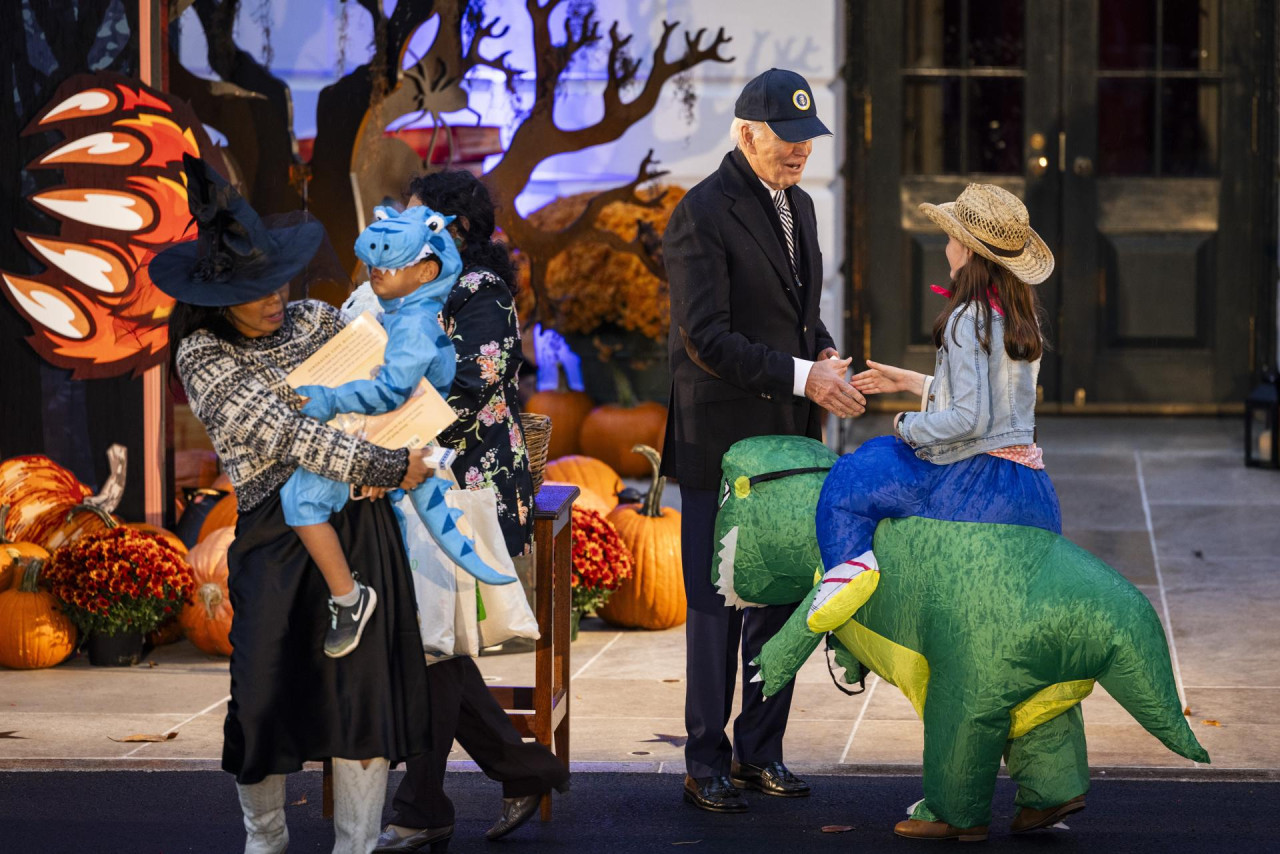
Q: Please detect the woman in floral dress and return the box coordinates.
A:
[374,171,565,853]
[420,180,534,560]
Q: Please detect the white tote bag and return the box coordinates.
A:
[399,486,538,657]
[446,487,540,650]
[396,492,460,658]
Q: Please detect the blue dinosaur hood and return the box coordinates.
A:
[354,204,462,300]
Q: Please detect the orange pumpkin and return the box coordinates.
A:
[543,456,624,509]
[0,506,50,593]
[41,503,120,553]
[598,445,685,630]
[181,526,235,656]
[579,401,668,478]
[197,493,239,544]
[525,389,595,459]
[2,446,128,548]
[0,556,78,669]
[572,485,613,517]
[0,456,92,544]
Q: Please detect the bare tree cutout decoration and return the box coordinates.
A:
[481,2,734,324]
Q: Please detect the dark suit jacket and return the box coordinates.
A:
[661,149,836,491]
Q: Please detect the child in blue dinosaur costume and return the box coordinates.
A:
[282,204,513,659]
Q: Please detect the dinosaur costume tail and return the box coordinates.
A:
[1095,613,1209,764]
[407,476,515,586]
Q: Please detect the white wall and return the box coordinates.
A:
[176,0,846,353]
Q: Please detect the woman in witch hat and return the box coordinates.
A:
[151,154,432,854]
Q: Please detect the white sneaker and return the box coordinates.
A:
[807,551,880,633]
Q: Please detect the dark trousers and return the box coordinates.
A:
[389,656,569,829]
[681,486,797,780]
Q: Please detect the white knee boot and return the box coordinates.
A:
[332,757,390,854]
[236,774,289,854]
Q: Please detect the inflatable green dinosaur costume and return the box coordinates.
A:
[712,435,1209,830]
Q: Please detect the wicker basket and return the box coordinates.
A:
[520,411,553,494]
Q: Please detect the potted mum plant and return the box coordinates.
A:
[45,526,194,666]
[516,187,683,476]
[569,505,633,640]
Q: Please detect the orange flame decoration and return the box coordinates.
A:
[2,73,217,379]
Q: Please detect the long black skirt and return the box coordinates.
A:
[222,491,429,784]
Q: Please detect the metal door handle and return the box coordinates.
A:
[1072,156,1094,177]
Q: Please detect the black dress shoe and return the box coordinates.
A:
[373,823,453,853]
[730,760,811,797]
[485,794,542,841]
[682,774,748,813]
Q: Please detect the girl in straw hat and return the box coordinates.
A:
[804,184,1063,675]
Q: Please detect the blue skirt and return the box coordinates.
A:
[815,435,1061,570]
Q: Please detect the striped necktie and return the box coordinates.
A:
[773,189,798,281]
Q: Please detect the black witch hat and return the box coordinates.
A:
[149,154,324,307]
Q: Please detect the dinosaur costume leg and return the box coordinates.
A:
[914,670,1011,828]
[751,587,822,697]
[1004,705,1089,812]
[406,476,513,586]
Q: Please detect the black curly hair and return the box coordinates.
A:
[406,170,517,295]
[166,301,240,374]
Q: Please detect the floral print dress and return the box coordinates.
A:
[436,267,535,558]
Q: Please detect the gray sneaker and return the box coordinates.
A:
[324,583,377,658]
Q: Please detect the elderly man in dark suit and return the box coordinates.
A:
[661,68,866,813]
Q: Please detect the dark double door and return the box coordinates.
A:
[850,0,1277,410]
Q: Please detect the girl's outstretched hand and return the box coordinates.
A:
[851,360,924,396]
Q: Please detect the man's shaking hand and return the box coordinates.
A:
[805,352,865,418]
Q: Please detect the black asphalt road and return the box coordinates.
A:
[1,770,1275,853]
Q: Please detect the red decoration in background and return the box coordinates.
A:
[1,73,217,379]
[294,125,502,166]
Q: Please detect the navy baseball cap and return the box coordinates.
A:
[734,68,831,143]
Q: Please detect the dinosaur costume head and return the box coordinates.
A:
[711,435,836,608]
[716,435,1209,828]
[354,204,462,302]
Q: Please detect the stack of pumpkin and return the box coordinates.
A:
[526,386,667,479]
[544,445,685,631]
[0,453,237,669]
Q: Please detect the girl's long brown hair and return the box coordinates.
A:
[932,254,1044,361]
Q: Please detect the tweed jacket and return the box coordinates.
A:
[175,300,409,513]
[661,149,836,491]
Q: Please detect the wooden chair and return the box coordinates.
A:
[322,483,577,821]
[487,482,576,820]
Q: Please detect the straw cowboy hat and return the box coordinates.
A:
[919,184,1054,285]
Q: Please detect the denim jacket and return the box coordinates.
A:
[897,303,1038,464]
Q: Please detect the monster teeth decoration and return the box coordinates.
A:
[1,74,207,378]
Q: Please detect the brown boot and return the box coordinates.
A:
[1010,795,1086,833]
[894,818,989,842]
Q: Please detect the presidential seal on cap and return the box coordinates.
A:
[734,68,831,143]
